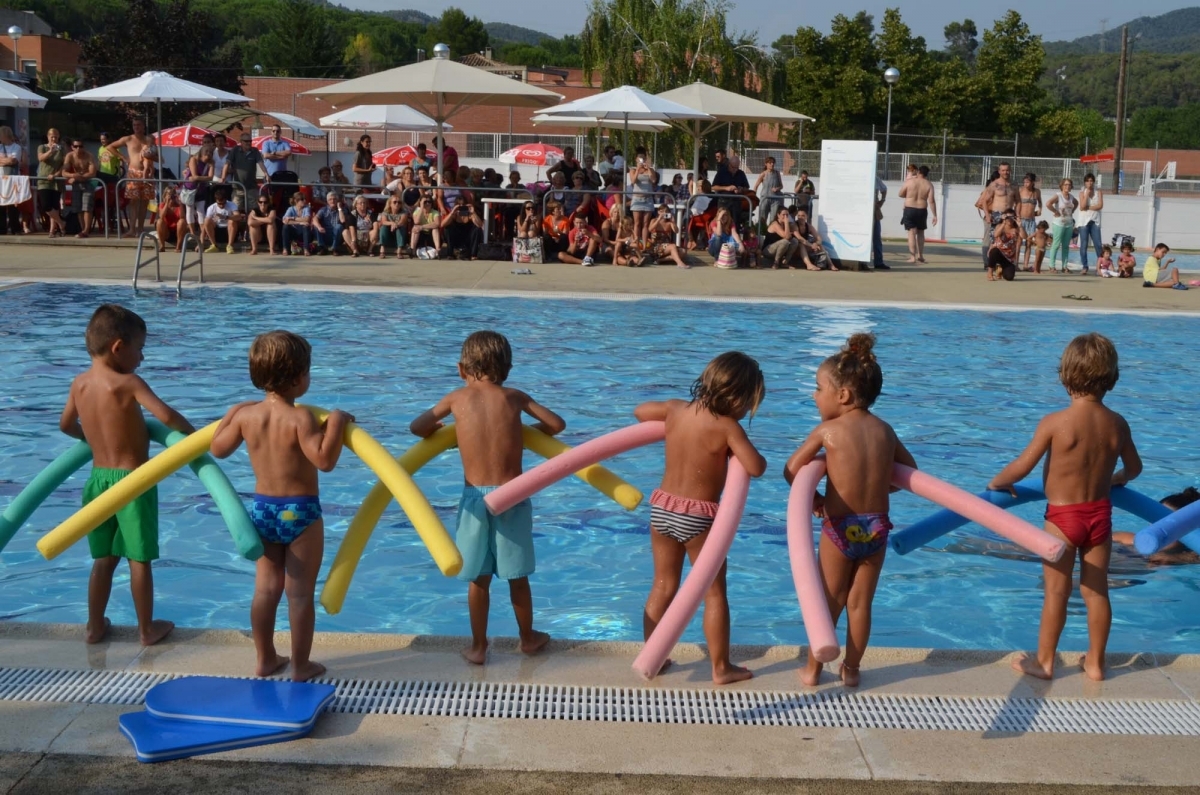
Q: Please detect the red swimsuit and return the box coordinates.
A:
[1044,498,1112,548]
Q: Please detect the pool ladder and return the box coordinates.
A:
[131,232,204,296]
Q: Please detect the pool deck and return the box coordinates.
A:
[0,236,1196,313]
[0,238,1198,791]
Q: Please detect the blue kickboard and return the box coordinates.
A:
[144,676,337,731]
[119,711,310,763]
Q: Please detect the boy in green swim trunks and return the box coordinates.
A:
[59,305,195,646]
[212,331,353,682]
[410,331,565,665]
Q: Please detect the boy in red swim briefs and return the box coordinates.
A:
[989,333,1142,682]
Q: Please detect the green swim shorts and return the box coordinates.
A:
[84,467,159,562]
[455,485,534,581]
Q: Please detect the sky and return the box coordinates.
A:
[345,0,1196,46]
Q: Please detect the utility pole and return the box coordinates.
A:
[1099,19,1108,53]
[1113,26,1128,195]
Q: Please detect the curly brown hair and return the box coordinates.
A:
[690,351,765,419]
[85,304,147,357]
[460,331,512,384]
[1058,333,1119,397]
[823,332,883,408]
[249,330,311,393]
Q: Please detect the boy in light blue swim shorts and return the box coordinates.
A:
[411,330,566,665]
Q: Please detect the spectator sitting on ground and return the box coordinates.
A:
[314,191,349,255]
[154,185,186,253]
[648,202,689,269]
[791,206,833,270]
[601,203,626,254]
[559,212,600,266]
[763,206,801,269]
[441,194,483,260]
[687,179,715,250]
[61,137,98,238]
[344,195,378,257]
[515,200,539,239]
[329,160,351,186]
[439,167,465,214]
[1142,243,1186,289]
[246,193,279,255]
[706,207,745,266]
[602,172,624,210]
[1117,242,1137,278]
[281,191,313,256]
[542,201,570,257]
[411,195,442,252]
[378,193,410,259]
[612,215,646,267]
[202,189,242,254]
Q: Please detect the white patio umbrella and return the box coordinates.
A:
[0,79,47,109]
[319,104,451,133]
[64,71,247,196]
[303,44,561,176]
[539,85,713,166]
[656,82,814,175]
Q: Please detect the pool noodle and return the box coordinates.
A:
[1135,500,1200,555]
[786,457,839,664]
[17,421,261,560]
[319,424,643,615]
[891,466,1065,561]
[485,421,666,516]
[890,480,1178,556]
[631,459,749,680]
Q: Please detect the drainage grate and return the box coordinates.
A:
[2,667,1198,736]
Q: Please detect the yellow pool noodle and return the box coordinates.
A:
[320,424,644,615]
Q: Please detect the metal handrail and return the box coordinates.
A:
[539,186,678,221]
[131,230,160,291]
[175,232,203,295]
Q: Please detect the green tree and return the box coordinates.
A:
[36,71,79,94]
[973,11,1047,135]
[423,7,489,58]
[943,20,978,67]
[343,32,378,76]
[1127,104,1200,148]
[256,0,344,78]
[780,12,879,141]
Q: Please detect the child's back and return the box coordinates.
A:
[446,380,528,487]
[70,362,153,471]
[1038,400,1128,506]
[818,409,899,518]
[658,399,761,503]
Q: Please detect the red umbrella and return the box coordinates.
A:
[251,134,311,156]
[155,125,234,148]
[372,144,436,167]
[499,142,564,167]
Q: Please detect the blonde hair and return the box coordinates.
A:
[459,331,512,384]
[690,352,765,419]
[1059,333,1119,397]
[249,331,311,394]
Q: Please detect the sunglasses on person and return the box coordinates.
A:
[240,137,252,143]
[257,198,269,204]
[71,143,81,149]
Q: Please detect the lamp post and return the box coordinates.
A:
[883,67,899,178]
[7,26,21,73]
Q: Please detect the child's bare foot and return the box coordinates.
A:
[712,663,753,685]
[256,653,290,677]
[85,617,111,644]
[140,619,174,646]
[1011,652,1053,680]
[292,661,326,682]
[1079,654,1105,682]
[839,663,861,687]
[800,660,823,687]
[906,256,917,263]
[519,630,551,656]
[461,641,488,665]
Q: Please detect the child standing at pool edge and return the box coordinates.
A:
[60,304,194,646]
[636,352,767,684]
[211,331,354,681]
[785,334,916,688]
[410,331,565,665]
[989,333,1142,682]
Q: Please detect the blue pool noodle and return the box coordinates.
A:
[889,480,1181,556]
[1134,500,1200,556]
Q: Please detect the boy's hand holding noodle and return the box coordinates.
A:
[988,333,1142,683]
[783,333,916,689]
[637,352,766,685]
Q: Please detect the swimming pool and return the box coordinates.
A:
[1,283,1198,653]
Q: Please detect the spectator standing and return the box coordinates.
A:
[794,170,815,214]
[597,146,615,181]
[314,191,349,255]
[246,194,279,255]
[261,125,292,179]
[1043,178,1077,274]
[753,156,783,226]
[181,145,215,247]
[36,128,66,238]
[1076,173,1104,275]
[352,134,375,187]
[547,146,582,183]
[410,142,431,171]
[96,131,120,184]
[222,132,264,209]
[106,119,157,235]
[0,126,23,235]
[1017,173,1042,271]
[211,134,230,187]
[897,165,937,264]
[61,138,98,238]
[712,153,750,228]
[581,155,602,189]
[434,135,459,176]
[871,176,887,269]
[628,146,658,243]
[974,162,1018,266]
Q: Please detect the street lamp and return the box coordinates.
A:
[883,66,900,177]
[7,26,21,73]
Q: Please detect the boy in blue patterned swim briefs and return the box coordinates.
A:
[212,331,354,682]
[410,331,565,666]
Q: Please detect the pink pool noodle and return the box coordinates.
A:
[787,458,840,664]
[484,421,666,515]
[891,465,1065,562]
[631,460,750,681]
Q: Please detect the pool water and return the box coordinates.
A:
[1,284,1198,653]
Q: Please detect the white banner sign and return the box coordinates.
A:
[817,140,878,263]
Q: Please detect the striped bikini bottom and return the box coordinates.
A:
[649,488,719,544]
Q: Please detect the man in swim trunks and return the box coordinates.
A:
[989,333,1142,683]
[59,304,193,647]
[1017,173,1042,270]
[106,119,158,235]
[410,331,564,666]
[212,331,354,682]
[898,164,937,263]
[974,161,1018,267]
